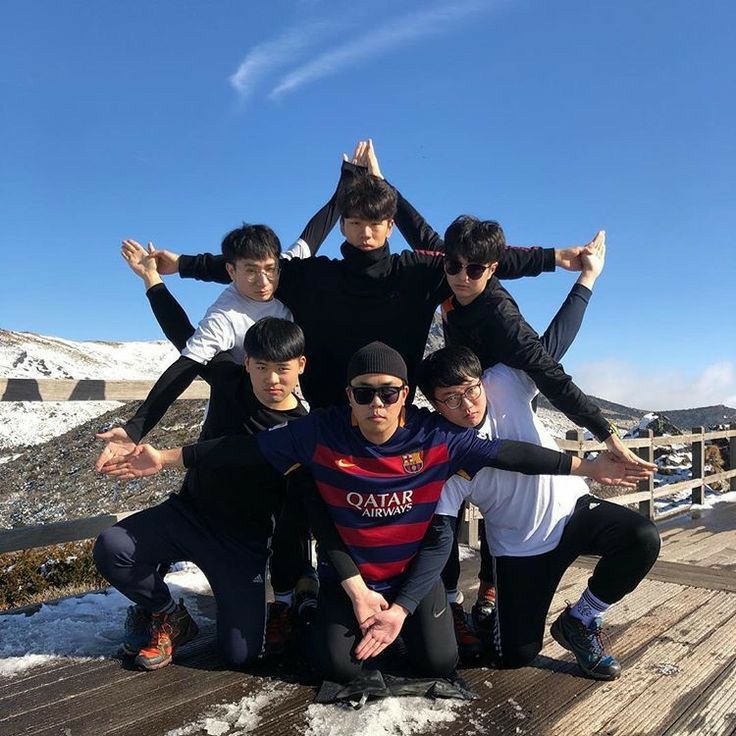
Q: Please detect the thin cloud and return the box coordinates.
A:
[269,0,492,100]
[573,359,736,411]
[229,20,340,99]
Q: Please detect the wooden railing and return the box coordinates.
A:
[2,379,735,553]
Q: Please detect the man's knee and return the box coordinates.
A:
[631,519,661,563]
[413,638,458,678]
[92,525,134,578]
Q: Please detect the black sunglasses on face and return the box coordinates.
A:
[443,259,490,280]
[350,385,405,405]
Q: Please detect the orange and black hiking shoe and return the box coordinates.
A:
[450,602,483,662]
[264,601,294,657]
[134,600,199,671]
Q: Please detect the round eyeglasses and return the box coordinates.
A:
[433,382,482,410]
[242,265,280,283]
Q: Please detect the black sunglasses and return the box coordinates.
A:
[443,259,490,280]
[350,385,405,405]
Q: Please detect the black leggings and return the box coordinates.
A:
[93,495,269,668]
[492,495,661,668]
[441,503,494,592]
[309,580,458,683]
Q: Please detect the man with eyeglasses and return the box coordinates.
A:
[98,341,654,683]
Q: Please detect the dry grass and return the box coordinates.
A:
[0,540,105,611]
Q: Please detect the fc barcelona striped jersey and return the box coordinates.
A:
[256,405,504,591]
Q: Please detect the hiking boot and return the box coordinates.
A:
[471,584,496,634]
[264,601,293,657]
[294,574,319,625]
[550,605,621,681]
[134,600,199,671]
[120,604,151,657]
[450,602,483,662]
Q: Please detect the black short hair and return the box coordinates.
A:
[337,176,397,221]
[221,224,281,265]
[417,346,482,400]
[244,317,305,362]
[444,215,506,264]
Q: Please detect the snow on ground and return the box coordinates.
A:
[165,683,293,736]
[304,696,464,736]
[0,562,212,678]
[0,400,123,452]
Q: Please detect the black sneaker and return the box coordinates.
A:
[294,574,319,625]
[120,604,151,657]
[264,601,293,657]
[550,605,621,680]
[450,602,483,663]
[471,585,496,635]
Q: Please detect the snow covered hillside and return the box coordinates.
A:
[0,329,179,454]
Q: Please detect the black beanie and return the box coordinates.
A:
[346,342,408,384]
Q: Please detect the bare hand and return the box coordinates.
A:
[97,444,164,480]
[354,605,407,660]
[555,246,588,272]
[364,139,383,179]
[352,590,390,633]
[580,231,606,278]
[146,245,180,275]
[94,427,135,472]
[588,449,655,487]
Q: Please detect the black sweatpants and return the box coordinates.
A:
[93,495,269,668]
[309,580,458,683]
[441,503,494,593]
[492,495,661,668]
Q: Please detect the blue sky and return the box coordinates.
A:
[1,0,734,409]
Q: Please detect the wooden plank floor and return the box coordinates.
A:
[4,502,736,736]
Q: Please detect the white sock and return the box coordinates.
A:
[569,587,611,626]
[446,589,460,604]
[274,591,294,606]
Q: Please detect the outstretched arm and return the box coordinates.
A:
[460,434,654,486]
[540,231,605,362]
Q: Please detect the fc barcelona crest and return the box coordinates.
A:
[402,451,424,474]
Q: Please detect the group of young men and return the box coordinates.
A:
[94,141,659,688]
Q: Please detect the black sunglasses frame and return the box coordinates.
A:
[443,259,490,280]
[350,385,406,405]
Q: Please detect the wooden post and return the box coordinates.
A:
[636,429,655,519]
[565,429,585,458]
[691,426,705,509]
[457,502,480,549]
[730,424,736,494]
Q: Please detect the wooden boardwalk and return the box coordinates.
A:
[4,502,736,736]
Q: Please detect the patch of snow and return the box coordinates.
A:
[165,682,291,736]
[0,562,212,678]
[458,544,479,563]
[0,401,123,449]
[304,696,464,736]
[654,663,680,676]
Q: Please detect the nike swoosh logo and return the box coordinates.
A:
[434,606,447,618]
[336,459,356,469]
